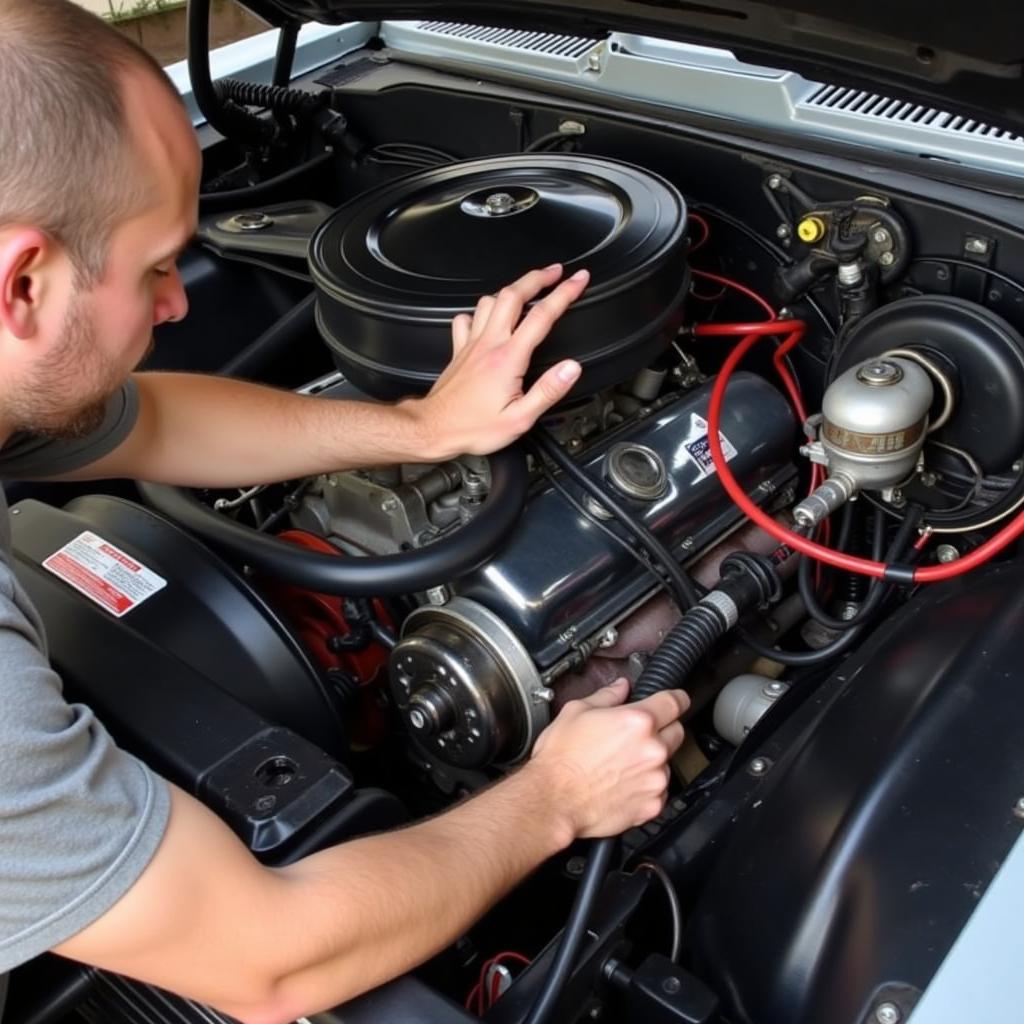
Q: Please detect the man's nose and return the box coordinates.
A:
[153,265,189,325]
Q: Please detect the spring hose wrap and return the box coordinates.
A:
[215,78,327,117]
[631,602,730,702]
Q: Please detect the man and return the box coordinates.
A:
[0,2,688,1021]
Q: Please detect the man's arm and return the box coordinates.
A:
[54,681,687,1024]
[60,265,588,485]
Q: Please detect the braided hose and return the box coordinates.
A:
[630,600,732,702]
[215,78,327,117]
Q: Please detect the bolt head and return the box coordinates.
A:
[879,251,896,267]
[662,976,682,995]
[566,855,587,877]
[767,174,783,190]
[965,236,991,255]
[875,1002,901,1024]
[873,229,890,244]
[936,543,960,564]
[776,223,792,238]
[749,756,770,776]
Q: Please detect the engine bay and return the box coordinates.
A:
[12,33,1024,1024]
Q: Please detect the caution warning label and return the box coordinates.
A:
[43,531,166,618]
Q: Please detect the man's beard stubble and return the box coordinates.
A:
[7,291,126,441]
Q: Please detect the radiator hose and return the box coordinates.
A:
[523,552,782,1024]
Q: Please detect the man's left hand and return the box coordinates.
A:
[406,264,589,459]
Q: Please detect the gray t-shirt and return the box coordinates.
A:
[0,382,170,1014]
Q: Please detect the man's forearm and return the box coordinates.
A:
[265,763,573,1021]
[58,765,574,1024]
[69,372,438,486]
[56,683,685,1024]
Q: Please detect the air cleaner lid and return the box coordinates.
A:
[309,154,688,400]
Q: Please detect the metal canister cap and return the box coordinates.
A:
[856,360,904,386]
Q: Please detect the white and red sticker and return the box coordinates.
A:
[684,413,738,478]
[43,531,166,618]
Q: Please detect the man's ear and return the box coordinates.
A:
[0,228,60,340]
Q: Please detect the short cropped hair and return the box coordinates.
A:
[0,0,183,285]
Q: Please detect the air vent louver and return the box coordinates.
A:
[417,21,599,59]
[804,84,1024,144]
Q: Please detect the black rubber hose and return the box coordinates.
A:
[531,429,700,611]
[798,506,885,630]
[631,604,729,702]
[523,837,616,1024]
[199,152,335,210]
[218,293,317,379]
[187,0,271,146]
[273,20,299,88]
[739,506,922,666]
[137,446,529,596]
[523,553,779,1024]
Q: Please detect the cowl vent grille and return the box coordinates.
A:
[417,21,599,59]
[803,84,1024,144]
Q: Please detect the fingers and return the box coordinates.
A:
[483,264,565,340]
[633,689,690,730]
[511,269,589,353]
[658,720,685,756]
[451,313,472,356]
[471,294,497,337]
[578,677,630,709]
[507,360,582,429]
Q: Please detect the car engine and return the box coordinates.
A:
[8,24,1024,1024]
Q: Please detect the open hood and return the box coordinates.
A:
[232,0,1024,134]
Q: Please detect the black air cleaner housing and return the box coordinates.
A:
[309,155,689,400]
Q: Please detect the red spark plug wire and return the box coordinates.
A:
[707,329,1024,583]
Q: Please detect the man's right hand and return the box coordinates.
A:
[526,678,690,842]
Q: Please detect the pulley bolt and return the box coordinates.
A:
[874,1003,901,1024]
[936,544,960,564]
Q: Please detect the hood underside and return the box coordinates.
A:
[232,0,1024,134]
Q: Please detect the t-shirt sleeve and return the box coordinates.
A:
[0,567,169,971]
[0,380,140,480]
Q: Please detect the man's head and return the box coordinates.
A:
[0,0,201,441]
